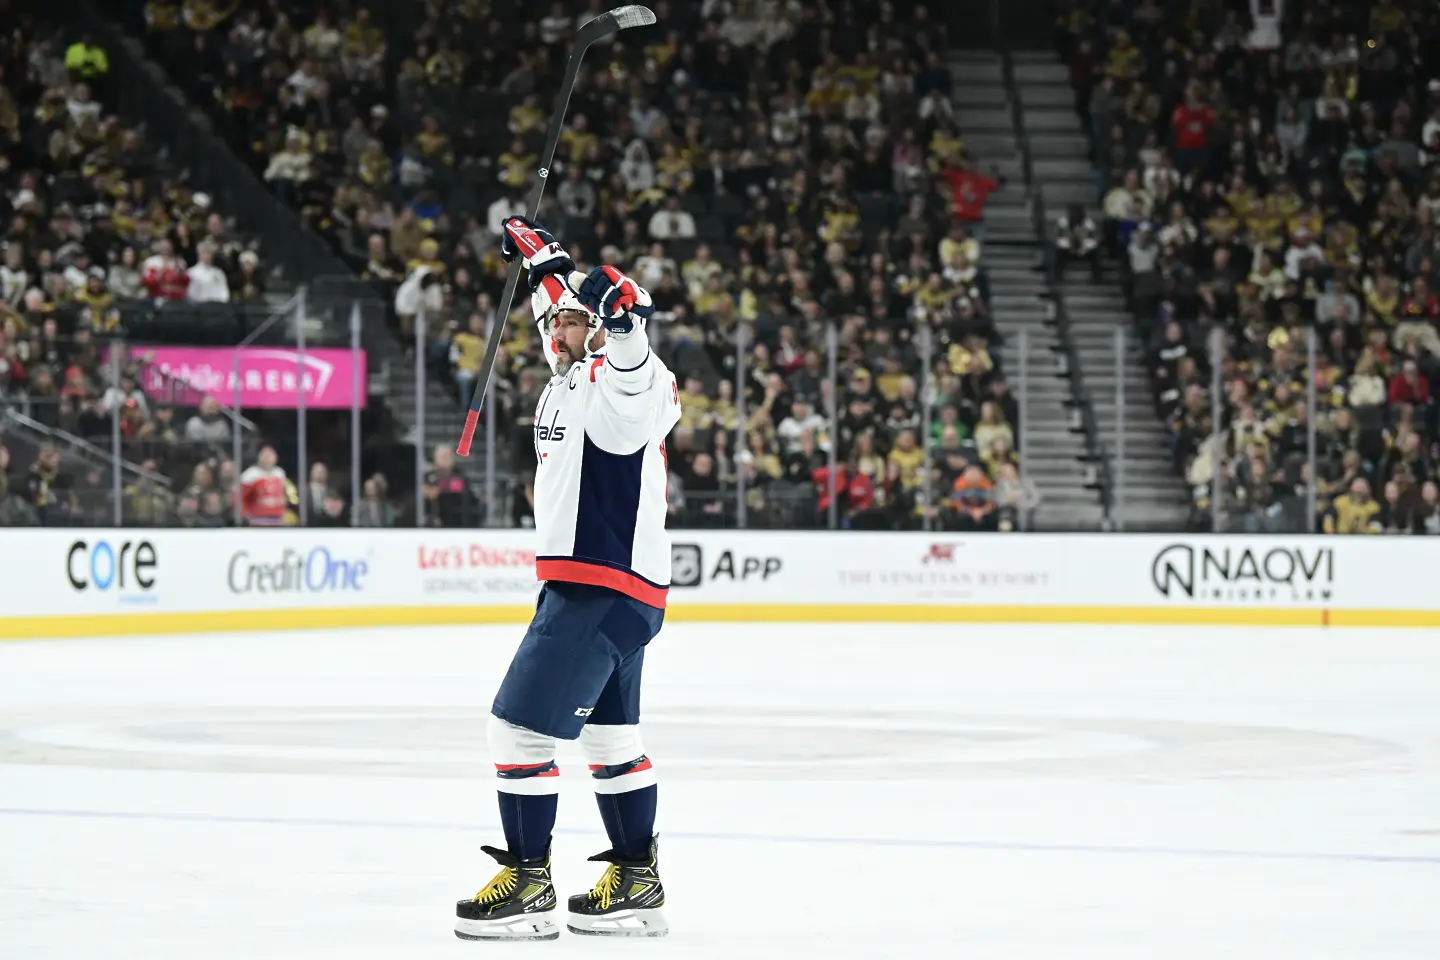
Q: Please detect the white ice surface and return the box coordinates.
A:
[0,623,1438,959]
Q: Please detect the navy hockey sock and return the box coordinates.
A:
[495,760,560,861]
[497,790,558,862]
[595,784,656,859]
[590,755,657,858]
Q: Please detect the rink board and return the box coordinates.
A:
[1,530,1437,638]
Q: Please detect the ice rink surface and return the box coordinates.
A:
[1,621,1438,959]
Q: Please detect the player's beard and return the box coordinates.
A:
[554,340,580,376]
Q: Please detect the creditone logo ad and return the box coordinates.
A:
[66,539,158,603]
[1151,543,1335,602]
[227,546,370,594]
[416,542,537,595]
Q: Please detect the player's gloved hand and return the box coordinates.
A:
[501,217,575,290]
[577,265,654,335]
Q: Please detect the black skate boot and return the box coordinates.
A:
[454,845,559,941]
[565,837,668,937]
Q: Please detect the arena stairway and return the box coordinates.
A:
[384,355,505,519]
[950,50,1109,530]
[1006,52,1190,530]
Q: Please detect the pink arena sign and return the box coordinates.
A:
[128,347,368,409]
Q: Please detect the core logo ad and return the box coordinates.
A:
[65,539,159,605]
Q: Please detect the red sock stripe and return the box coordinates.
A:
[588,757,653,776]
[495,762,560,776]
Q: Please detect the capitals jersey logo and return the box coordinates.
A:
[535,408,567,443]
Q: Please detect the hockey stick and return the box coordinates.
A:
[456,4,657,457]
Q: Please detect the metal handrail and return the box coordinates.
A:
[2,409,172,487]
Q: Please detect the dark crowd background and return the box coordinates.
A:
[1055,0,1440,534]
[1,0,1033,531]
[8,0,1436,537]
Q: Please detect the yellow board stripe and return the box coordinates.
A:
[3,604,1440,640]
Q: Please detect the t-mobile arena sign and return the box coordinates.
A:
[126,346,368,409]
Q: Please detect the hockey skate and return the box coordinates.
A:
[454,845,559,941]
[566,837,669,937]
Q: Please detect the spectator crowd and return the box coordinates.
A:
[1060,0,1440,533]
[0,12,308,525]
[5,0,1035,531]
[130,0,1033,531]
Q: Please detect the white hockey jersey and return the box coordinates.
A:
[528,273,681,608]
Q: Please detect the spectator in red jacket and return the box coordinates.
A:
[141,238,189,301]
[1389,359,1431,407]
[1400,277,1439,320]
[1170,85,1216,174]
[844,464,884,529]
[813,461,848,517]
[939,157,1002,230]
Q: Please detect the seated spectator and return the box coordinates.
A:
[0,445,40,525]
[684,452,727,527]
[948,463,997,531]
[185,396,231,446]
[1324,477,1382,534]
[993,462,1041,531]
[186,244,231,303]
[194,488,229,528]
[777,396,828,455]
[22,445,74,526]
[1053,204,1103,282]
[647,195,697,241]
[424,444,477,528]
[355,477,397,527]
[141,240,190,302]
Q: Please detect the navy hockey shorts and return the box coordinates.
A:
[491,580,665,740]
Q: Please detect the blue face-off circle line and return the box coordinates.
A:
[0,806,1434,868]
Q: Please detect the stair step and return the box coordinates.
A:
[1028,139,1091,160]
[1043,185,1101,206]
[964,134,1020,153]
[955,87,1008,107]
[1032,157,1094,178]
[1018,86,1077,108]
[956,112,1017,133]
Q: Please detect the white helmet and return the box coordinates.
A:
[537,270,603,372]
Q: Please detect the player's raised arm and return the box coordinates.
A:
[574,264,680,445]
[576,265,657,394]
[500,216,577,375]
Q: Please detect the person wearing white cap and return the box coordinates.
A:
[187,243,231,303]
[0,244,28,306]
[1284,226,1324,281]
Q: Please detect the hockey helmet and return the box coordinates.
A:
[540,270,604,356]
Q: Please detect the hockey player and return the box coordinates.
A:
[455,218,679,941]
